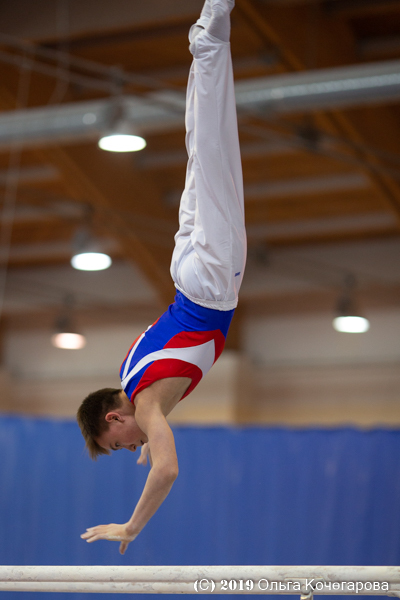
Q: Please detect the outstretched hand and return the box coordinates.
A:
[137,442,152,467]
[81,523,137,555]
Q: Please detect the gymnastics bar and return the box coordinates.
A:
[0,566,400,595]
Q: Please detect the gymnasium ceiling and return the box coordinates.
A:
[0,0,400,343]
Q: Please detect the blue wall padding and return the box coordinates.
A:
[0,417,400,600]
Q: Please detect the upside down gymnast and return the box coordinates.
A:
[77,0,246,555]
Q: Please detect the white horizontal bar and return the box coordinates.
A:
[0,582,197,594]
[0,566,400,595]
[1,581,395,595]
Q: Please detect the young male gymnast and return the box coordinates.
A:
[78,0,246,555]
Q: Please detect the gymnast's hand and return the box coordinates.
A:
[137,442,152,467]
[81,523,137,555]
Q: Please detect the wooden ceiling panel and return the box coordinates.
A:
[143,130,186,154]
[10,218,77,246]
[11,179,66,196]
[350,12,400,38]
[242,153,360,181]
[245,189,383,223]
[60,22,192,74]
[328,1,400,18]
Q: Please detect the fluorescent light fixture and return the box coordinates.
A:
[98,133,146,152]
[51,332,86,350]
[71,251,112,271]
[333,315,370,333]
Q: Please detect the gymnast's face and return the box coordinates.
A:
[96,400,148,453]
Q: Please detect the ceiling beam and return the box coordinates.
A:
[0,165,58,185]
[325,108,400,222]
[245,172,369,200]
[236,0,304,71]
[138,140,298,170]
[246,211,397,244]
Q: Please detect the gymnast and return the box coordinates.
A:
[77,0,246,555]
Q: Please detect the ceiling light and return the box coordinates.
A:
[71,226,112,271]
[51,332,86,350]
[333,315,370,333]
[98,133,146,152]
[333,274,370,334]
[71,251,112,271]
[98,101,147,152]
[51,304,86,350]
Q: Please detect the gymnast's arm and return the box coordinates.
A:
[126,399,179,537]
[81,400,179,555]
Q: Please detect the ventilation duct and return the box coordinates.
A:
[235,59,400,113]
[1,59,400,148]
[0,97,183,150]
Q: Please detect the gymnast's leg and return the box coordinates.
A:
[170,0,246,311]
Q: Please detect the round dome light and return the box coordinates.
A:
[333,315,370,333]
[98,133,146,153]
[71,252,112,271]
[51,332,86,350]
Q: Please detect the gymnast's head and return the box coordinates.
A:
[77,388,147,460]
